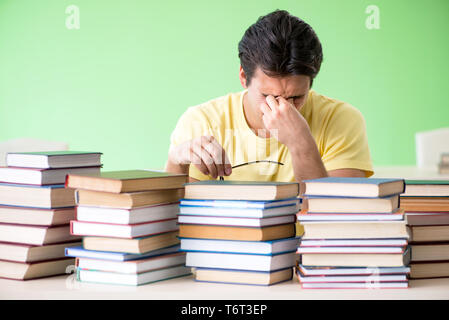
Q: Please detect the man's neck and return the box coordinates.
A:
[242,93,271,138]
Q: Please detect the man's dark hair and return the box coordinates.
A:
[238,10,323,86]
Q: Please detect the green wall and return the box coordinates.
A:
[1,0,448,171]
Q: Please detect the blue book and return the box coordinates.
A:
[303,177,405,198]
[180,197,301,209]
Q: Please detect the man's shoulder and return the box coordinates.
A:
[308,90,364,121]
[184,91,244,120]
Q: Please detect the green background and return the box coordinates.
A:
[1,0,448,171]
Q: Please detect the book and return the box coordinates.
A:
[184,180,299,201]
[400,197,449,212]
[303,195,400,214]
[0,166,101,186]
[76,252,186,274]
[180,237,298,255]
[297,246,406,254]
[0,241,81,262]
[0,223,81,245]
[185,251,296,271]
[195,267,293,286]
[178,223,295,241]
[300,220,409,240]
[300,248,411,267]
[70,218,178,238]
[82,231,180,254]
[297,264,410,276]
[0,183,75,208]
[302,177,405,198]
[77,264,191,286]
[76,202,179,224]
[406,212,449,226]
[297,271,408,283]
[411,243,449,261]
[65,244,180,261]
[180,198,300,209]
[66,170,188,193]
[410,225,449,242]
[297,281,409,289]
[75,188,184,209]
[0,258,75,280]
[297,208,405,222]
[177,214,296,228]
[410,261,449,279]
[179,203,299,218]
[0,206,75,226]
[299,239,408,248]
[6,151,102,169]
[403,180,449,197]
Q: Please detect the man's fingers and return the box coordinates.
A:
[190,151,209,176]
[265,95,279,110]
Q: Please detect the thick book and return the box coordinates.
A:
[180,198,300,209]
[303,195,400,214]
[0,183,75,209]
[0,205,75,226]
[185,251,296,272]
[299,239,408,248]
[177,214,296,228]
[66,170,188,193]
[302,177,405,198]
[6,151,102,169]
[403,180,449,197]
[76,264,191,286]
[0,223,81,245]
[297,208,405,222]
[0,166,101,186]
[297,264,410,276]
[409,225,449,242]
[400,197,449,212]
[406,212,449,226]
[65,244,180,261]
[70,218,178,238]
[75,188,184,209]
[178,223,295,241]
[180,237,298,255]
[82,231,180,254]
[76,252,186,274]
[297,246,407,254]
[300,248,411,267]
[0,241,81,263]
[76,202,179,224]
[195,267,293,286]
[297,270,408,283]
[0,257,75,280]
[184,180,299,201]
[411,243,449,261]
[410,261,449,279]
[179,203,299,218]
[300,220,409,240]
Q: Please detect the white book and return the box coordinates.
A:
[77,252,186,274]
[76,203,179,224]
[77,265,191,286]
[299,239,408,247]
[297,272,408,283]
[180,237,298,255]
[70,219,178,238]
[6,151,102,169]
[297,213,404,221]
[297,246,406,254]
[179,204,299,218]
[298,264,411,276]
[185,251,296,271]
[177,214,295,227]
[180,198,300,209]
[299,281,408,289]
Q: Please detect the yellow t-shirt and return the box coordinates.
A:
[169,89,373,181]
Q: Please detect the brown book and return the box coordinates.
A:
[0,223,81,245]
[410,261,449,279]
[400,197,449,212]
[178,223,295,241]
[0,241,81,263]
[303,195,399,214]
[0,205,75,226]
[66,170,188,193]
[82,231,180,254]
[411,243,449,261]
[75,188,184,209]
[410,225,449,242]
[0,258,75,280]
[184,181,299,201]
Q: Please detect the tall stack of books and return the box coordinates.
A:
[0,151,102,280]
[296,177,410,289]
[438,153,449,174]
[178,181,301,286]
[401,179,449,279]
[66,170,192,286]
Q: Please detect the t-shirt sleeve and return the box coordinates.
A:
[168,106,213,181]
[321,104,374,177]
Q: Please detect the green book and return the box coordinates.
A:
[403,179,449,197]
[6,151,102,169]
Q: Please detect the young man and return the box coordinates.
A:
[166,10,373,183]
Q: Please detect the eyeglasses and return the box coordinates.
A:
[219,160,284,180]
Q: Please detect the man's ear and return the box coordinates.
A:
[239,66,247,89]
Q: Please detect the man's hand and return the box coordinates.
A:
[166,135,232,180]
[260,95,311,149]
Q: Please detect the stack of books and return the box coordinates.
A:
[439,153,449,174]
[296,177,410,289]
[402,179,449,279]
[178,180,301,286]
[66,170,192,286]
[0,151,102,280]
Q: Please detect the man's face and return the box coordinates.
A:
[240,66,311,114]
